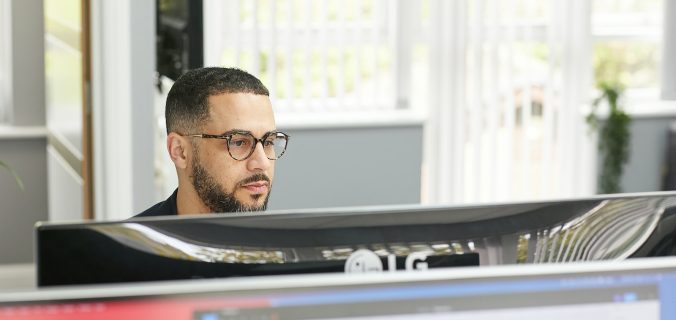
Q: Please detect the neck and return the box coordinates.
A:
[176,183,211,215]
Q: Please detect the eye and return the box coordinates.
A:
[263,139,275,147]
[228,137,251,148]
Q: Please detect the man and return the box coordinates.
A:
[135,67,289,217]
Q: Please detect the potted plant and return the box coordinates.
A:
[586,82,631,194]
[0,160,24,191]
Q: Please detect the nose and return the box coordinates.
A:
[246,141,272,172]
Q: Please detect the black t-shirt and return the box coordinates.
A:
[134,189,178,217]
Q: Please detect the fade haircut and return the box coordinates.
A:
[165,67,270,134]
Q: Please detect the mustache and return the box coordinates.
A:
[238,173,271,186]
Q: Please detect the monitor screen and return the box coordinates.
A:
[36,192,676,286]
[5,257,676,319]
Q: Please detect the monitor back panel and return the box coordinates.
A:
[36,192,676,286]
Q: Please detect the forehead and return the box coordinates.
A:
[205,92,275,134]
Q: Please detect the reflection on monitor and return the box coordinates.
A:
[4,257,676,319]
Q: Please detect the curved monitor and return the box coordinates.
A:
[36,192,676,286]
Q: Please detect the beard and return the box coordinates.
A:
[190,152,271,213]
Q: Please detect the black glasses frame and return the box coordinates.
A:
[184,130,290,161]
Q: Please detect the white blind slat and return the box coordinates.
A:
[233,0,241,67]
[284,0,294,110]
[268,0,277,101]
[251,0,260,75]
[303,0,312,110]
[337,0,346,109]
[319,0,329,108]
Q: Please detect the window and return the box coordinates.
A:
[592,0,662,95]
[203,0,413,118]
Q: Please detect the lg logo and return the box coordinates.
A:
[344,249,429,274]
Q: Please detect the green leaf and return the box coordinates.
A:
[588,82,630,194]
[0,160,24,191]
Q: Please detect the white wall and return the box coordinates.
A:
[91,0,156,220]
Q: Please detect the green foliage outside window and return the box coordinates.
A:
[586,82,631,194]
[593,42,660,90]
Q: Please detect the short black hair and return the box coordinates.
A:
[165,67,270,134]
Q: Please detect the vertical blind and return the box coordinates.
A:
[204,0,404,114]
[424,0,595,204]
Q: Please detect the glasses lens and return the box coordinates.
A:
[227,133,255,160]
[264,133,288,160]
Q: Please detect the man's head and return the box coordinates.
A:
[165,67,285,214]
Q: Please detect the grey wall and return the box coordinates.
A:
[268,124,423,210]
[9,0,45,126]
[0,138,47,263]
[617,115,676,193]
[0,0,47,264]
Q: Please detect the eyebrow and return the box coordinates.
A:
[218,129,279,136]
[219,129,251,136]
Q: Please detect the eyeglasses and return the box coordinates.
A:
[184,130,290,161]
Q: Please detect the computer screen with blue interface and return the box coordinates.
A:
[3,257,676,319]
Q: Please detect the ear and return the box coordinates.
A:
[167,132,191,170]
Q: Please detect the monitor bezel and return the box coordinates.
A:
[6,255,676,305]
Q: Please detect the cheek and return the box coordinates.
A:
[269,163,276,180]
[202,150,240,188]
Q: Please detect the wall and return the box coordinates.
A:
[593,104,676,194]
[269,124,423,210]
[8,0,45,126]
[0,135,47,264]
[619,114,676,192]
[0,0,47,264]
[91,0,156,220]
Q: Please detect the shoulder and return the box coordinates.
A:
[132,189,178,218]
[134,201,169,218]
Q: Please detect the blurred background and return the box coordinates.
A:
[0,0,674,265]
